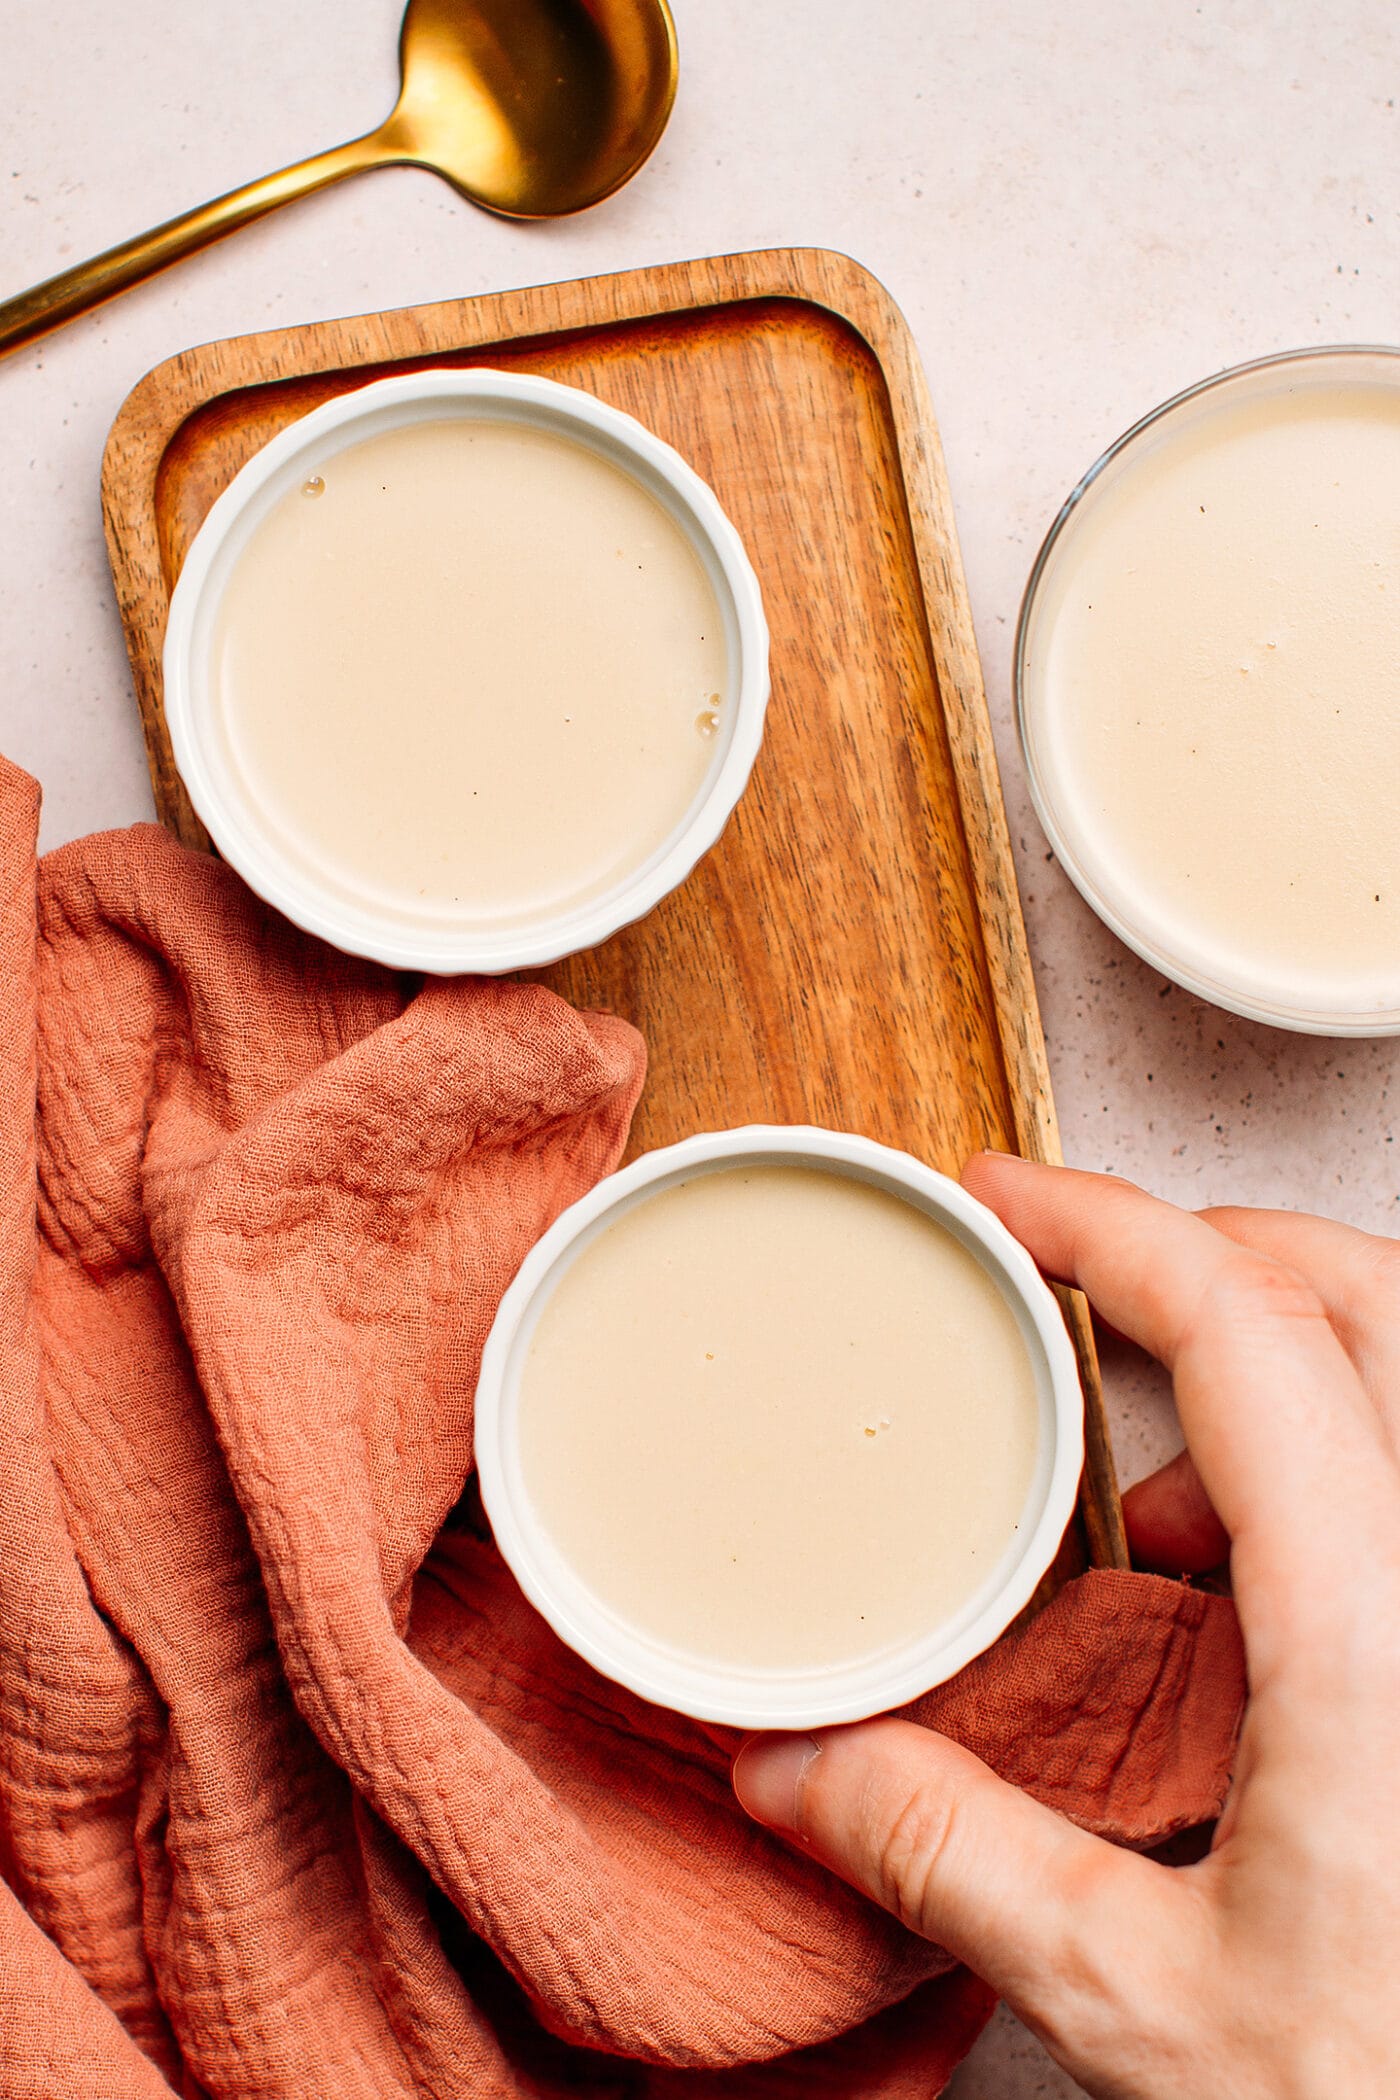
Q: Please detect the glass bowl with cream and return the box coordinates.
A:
[474,1127,1084,1729]
[163,370,768,972]
[1018,346,1400,1034]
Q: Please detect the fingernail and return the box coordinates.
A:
[732,1732,821,1833]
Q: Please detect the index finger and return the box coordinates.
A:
[962,1155,1392,1654]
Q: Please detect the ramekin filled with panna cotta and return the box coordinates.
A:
[163,369,768,972]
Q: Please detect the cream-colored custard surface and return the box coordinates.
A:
[516,1165,1041,1672]
[1027,377,1400,1014]
[211,417,726,925]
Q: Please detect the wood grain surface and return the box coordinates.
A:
[101,247,1127,1582]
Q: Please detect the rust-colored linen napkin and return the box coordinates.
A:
[0,756,1244,2098]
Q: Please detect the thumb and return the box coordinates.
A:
[732,1718,1163,2013]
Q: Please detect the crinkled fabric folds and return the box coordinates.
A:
[0,759,1245,2098]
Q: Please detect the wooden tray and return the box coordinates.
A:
[101,246,1126,1586]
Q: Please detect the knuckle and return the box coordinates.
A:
[871,1783,960,1936]
[1190,1252,1329,1343]
[1086,1172,1152,1221]
[1349,1231,1400,1309]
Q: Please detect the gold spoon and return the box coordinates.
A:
[0,0,677,360]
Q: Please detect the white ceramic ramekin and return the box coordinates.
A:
[1016,344,1400,1036]
[475,1126,1084,1730]
[163,368,769,973]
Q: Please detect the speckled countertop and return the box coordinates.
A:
[3,4,1396,2089]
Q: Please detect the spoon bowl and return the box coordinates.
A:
[0,0,678,358]
[387,0,677,217]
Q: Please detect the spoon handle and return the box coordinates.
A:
[0,135,387,360]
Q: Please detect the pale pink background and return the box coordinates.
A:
[3,3,1397,2088]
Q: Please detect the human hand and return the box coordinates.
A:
[732,1155,1400,2099]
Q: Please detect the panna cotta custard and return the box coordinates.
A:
[1018,350,1400,1031]
[211,415,726,928]
[517,1164,1041,1674]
